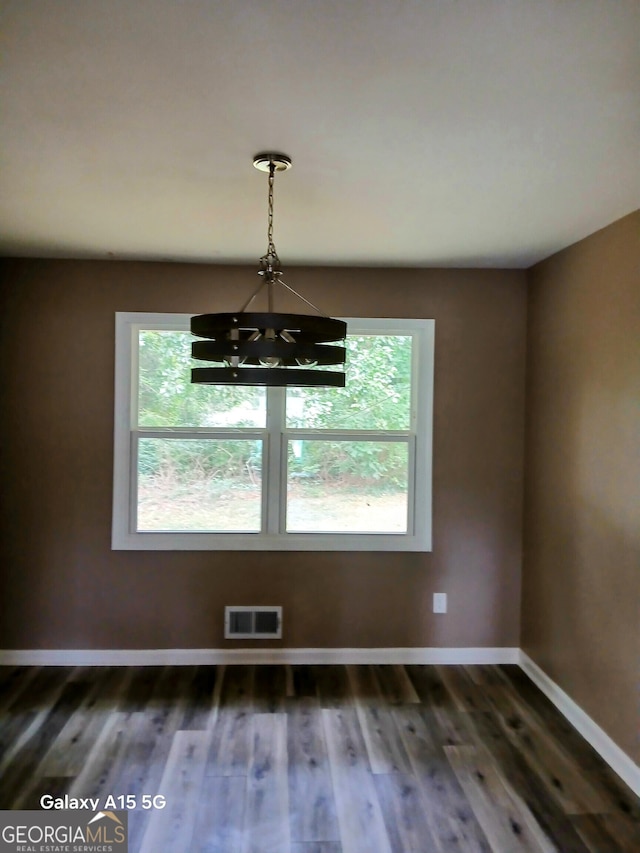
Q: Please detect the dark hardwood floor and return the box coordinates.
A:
[0,663,638,852]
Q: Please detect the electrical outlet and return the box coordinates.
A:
[433,592,447,614]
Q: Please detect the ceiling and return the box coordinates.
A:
[1,0,638,268]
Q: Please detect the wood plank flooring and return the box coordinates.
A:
[0,664,638,852]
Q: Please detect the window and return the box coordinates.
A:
[112,313,434,551]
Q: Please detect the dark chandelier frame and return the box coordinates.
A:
[191,153,347,387]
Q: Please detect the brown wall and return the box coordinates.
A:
[0,261,526,650]
[522,211,640,762]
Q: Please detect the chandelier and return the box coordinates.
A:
[190,153,347,387]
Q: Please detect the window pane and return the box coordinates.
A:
[137,438,262,532]
[286,440,408,533]
[138,330,266,428]
[286,335,412,430]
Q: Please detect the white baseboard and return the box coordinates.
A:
[520,651,640,798]
[0,646,520,667]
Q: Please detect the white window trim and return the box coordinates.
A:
[112,313,434,552]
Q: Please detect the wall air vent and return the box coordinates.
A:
[224,606,282,639]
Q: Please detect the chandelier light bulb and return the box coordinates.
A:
[259,329,282,367]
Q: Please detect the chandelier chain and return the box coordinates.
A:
[265,162,280,269]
